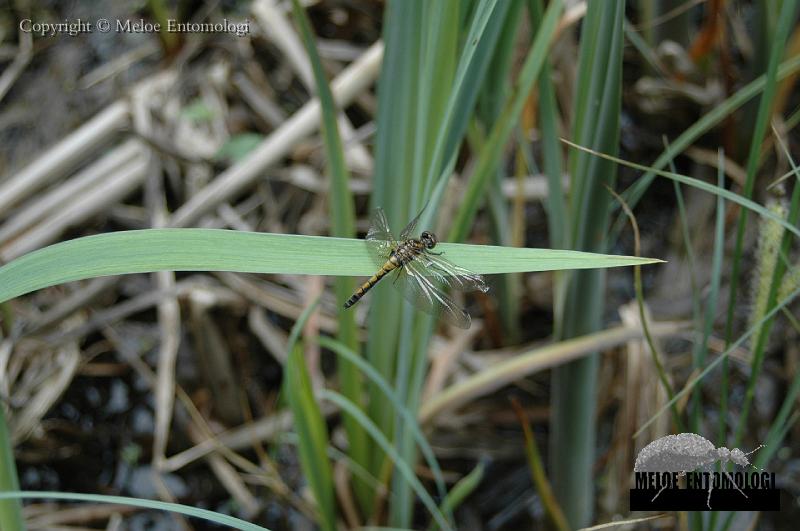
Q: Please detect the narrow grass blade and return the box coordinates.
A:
[689,152,726,432]
[734,132,800,448]
[0,491,268,531]
[757,381,800,470]
[289,0,368,511]
[320,390,453,531]
[529,0,566,249]
[418,0,501,210]
[284,297,337,531]
[511,399,569,531]
[442,1,513,175]
[375,14,513,521]
[318,336,450,522]
[634,284,800,437]
[408,0,459,212]
[666,150,704,432]
[561,140,800,240]
[0,407,25,531]
[550,1,624,526]
[610,185,683,430]
[0,228,661,304]
[449,0,563,242]
[729,0,800,448]
[285,344,336,531]
[426,461,485,531]
[366,8,525,519]
[289,0,355,241]
[621,54,800,211]
[477,0,524,341]
[366,1,422,502]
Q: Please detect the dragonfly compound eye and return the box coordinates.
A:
[421,231,437,248]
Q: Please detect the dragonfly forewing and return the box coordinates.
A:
[366,208,396,265]
[399,209,423,241]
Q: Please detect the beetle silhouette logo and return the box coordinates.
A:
[634,433,763,509]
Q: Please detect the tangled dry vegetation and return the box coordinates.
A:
[1,1,799,530]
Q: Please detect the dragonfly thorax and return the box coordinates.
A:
[392,239,426,265]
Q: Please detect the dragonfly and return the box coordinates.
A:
[343,207,489,329]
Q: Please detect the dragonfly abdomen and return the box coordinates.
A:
[343,256,400,309]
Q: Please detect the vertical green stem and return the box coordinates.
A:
[0,406,26,531]
[550,1,625,527]
[726,0,799,445]
[289,0,366,516]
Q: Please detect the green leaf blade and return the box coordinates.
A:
[0,229,662,304]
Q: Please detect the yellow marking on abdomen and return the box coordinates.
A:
[343,258,399,308]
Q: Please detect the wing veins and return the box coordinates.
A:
[400,259,471,329]
[418,254,489,292]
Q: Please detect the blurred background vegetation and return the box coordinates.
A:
[0,0,799,529]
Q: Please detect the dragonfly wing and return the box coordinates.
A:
[400,201,433,240]
[417,253,489,293]
[393,260,471,329]
[399,209,423,241]
[366,208,396,265]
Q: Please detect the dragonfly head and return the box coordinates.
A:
[420,231,438,249]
